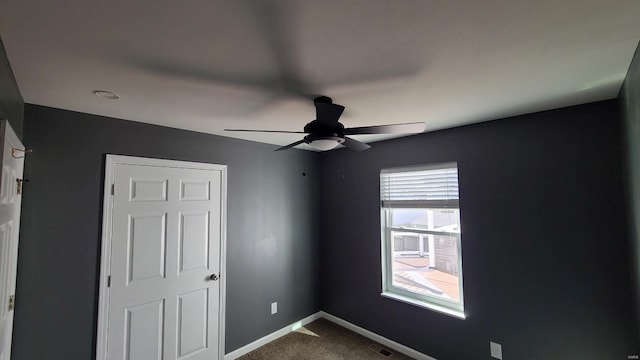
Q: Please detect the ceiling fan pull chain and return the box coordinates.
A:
[302,143,307,176]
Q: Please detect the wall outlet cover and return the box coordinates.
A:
[271,302,277,315]
[490,341,503,359]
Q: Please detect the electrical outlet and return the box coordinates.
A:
[490,341,503,359]
[271,302,277,315]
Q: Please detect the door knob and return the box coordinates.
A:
[209,274,219,281]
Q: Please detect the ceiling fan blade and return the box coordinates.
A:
[225,129,307,134]
[274,139,307,151]
[342,137,371,151]
[343,122,426,135]
[315,98,345,124]
[254,1,315,99]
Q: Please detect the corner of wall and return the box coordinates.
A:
[0,34,24,140]
[620,40,640,348]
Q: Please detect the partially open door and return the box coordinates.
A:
[0,120,25,360]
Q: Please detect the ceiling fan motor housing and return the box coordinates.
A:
[304,120,344,136]
[303,120,346,144]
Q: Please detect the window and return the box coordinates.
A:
[380,163,465,318]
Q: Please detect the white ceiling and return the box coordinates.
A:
[1,0,639,148]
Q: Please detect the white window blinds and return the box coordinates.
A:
[380,163,459,207]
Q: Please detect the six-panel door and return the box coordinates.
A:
[107,164,222,360]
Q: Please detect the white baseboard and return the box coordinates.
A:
[320,311,437,360]
[224,312,322,360]
[224,311,437,360]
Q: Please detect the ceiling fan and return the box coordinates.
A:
[130,1,420,121]
[225,96,426,151]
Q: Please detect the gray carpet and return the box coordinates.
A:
[238,318,415,360]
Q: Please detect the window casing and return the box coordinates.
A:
[380,163,465,318]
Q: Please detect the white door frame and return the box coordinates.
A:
[96,155,227,360]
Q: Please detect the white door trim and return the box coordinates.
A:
[96,155,227,360]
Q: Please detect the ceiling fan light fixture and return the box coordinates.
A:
[308,137,345,151]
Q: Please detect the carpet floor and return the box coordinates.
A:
[238,318,415,360]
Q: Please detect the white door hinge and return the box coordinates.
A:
[107,275,111,287]
[8,294,15,311]
[111,184,115,195]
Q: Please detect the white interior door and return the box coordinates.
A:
[0,120,25,360]
[100,156,226,360]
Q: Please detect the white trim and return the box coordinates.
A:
[224,311,438,360]
[218,159,228,360]
[320,312,438,360]
[380,162,458,174]
[96,155,116,360]
[380,292,466,319]
[96,155,228,360]
[224,312,322,360]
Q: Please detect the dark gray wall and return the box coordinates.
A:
[318,100,635,360]
[621,41,640,347]
[13,105,320,359]
[0,36,23,139]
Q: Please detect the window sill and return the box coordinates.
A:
[380,292,466,319]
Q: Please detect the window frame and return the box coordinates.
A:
[380,163,466,319]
